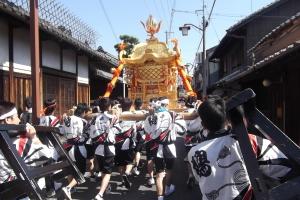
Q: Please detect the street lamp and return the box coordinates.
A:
[184,63,193,74]
[179,26,190,36]
[179,18,207,98]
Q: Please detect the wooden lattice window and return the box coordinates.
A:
[61,79,75,114]
[43,75,75,117]
[137,63,167,80]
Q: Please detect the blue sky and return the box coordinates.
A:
[57,0,275,68]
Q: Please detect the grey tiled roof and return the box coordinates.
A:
[248,12,300,53]
[213,66,253,86]
[213,40,300,86]
[0,0,119,67]
[227,0,284,32]
[252,40,300,67]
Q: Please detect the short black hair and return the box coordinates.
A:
[110,100,117,108]
[207,95,221,100]
[92,98,101,113]
[198,98,227,132]
[185,96,197,108]
[150,97,158,103]
[74,103,90,116]
[24,97,32,109]
[0,101,15,123]
[121,97,132,111]
[116,96,123,102]
[43,99,57,116]
[99,97,111,112]
[134,98,144,108]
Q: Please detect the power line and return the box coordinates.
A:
[153,0,164,27]
[160,0,169,29]
[192,0,217,66]
[152,0,166,39]
[209,18,240,21]
[166,0,171,19]
[172,0,178,10]
[143,0,151,15]
[169,11,174,34]
[208,19,220,42]
[192,36,203,67]
[169,0,177,38]
[98,0,119,43]
[207,0,217,22]
[205,5,220,42]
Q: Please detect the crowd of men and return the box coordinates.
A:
[0,94,298,200]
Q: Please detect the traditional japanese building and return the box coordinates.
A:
[207,0,300,145]
[0,0,119,117]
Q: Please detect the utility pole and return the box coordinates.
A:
[165,30,174,44]
[202,0,207,98]
[178,5,207,98]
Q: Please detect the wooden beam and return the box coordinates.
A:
[58,78,62,117]
[83,108,198,121]
[39,68,43,111]
[8,22,14,103]
[75,53,78,105]
[30,0,41,125]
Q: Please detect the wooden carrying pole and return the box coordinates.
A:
[84,109,199,121]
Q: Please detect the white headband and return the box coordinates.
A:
[150,99,169,108]
[150,101,159,108]
[0,108,17,120]
[160,99,169,105]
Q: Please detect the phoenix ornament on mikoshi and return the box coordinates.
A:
[141,15,162,39]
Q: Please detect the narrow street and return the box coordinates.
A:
[56,136,202,200]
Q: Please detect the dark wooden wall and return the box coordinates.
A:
[246,0,300,64]
[89,72,126,101]
[285,56,300,145]
[0,73,32,116]
[14,76,32,115]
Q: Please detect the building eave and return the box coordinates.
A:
[0,1,119,67]
[248,12,300,54]
[213,40,300,87]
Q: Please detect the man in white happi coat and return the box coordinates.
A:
[60,103,90,199]
[0,100,50,200]
[188,97,299,200]
[85,97,121,200]
[144,96,187,200]
[182,96,204,190]
[114,97,137,189]
[131,98,147,176]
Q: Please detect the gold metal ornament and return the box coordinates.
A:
[141,15,163,39]
[103,15,197,107]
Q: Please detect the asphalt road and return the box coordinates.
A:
[56,136,203,200]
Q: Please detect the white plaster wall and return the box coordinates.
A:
[78,56,89,84]
[13,28,31,67]
[63,49,76,73]
[78,56,88,77]
[42,40,60,69]
[0,18,8,68]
